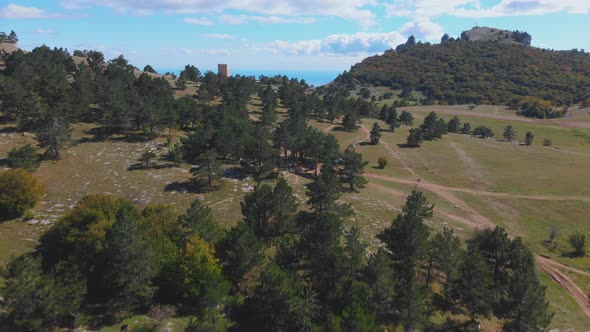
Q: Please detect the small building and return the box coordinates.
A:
[218,64,230,77]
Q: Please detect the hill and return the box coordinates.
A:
[460,26,531,45]
[336,29,590,110]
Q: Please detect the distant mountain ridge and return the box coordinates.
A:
[336,27,590,108]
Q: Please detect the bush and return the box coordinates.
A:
[377,157,388,169]
[569,232,586,257]
[139,150,157,168]
[543,138,552,146]
[7,144,40,171]
[472,126,494,138]
[524,131,535,146]
[0,169,45,221]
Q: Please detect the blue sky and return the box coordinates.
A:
[1,0,589,74]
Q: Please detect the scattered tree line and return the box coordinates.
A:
[0,173,553,331]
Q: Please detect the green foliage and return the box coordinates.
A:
[503,125,517,142]
[7,144,40,171]
[420,112,446,140]
[519,97,564,119]
[399,110,414,126]
[235,263,318,331]
[143,65,157,74]
[377,190,433,330]
[370,122,382,145]
[340,144,369,192]
[447,116,461,133]
[406,127,424,147]
[473,126,494,138]
[179,64,201,82]
[179,235,230,312]
[460,122,472,135]
[345,40,590,107]
[306,165,349,216]
[568,232,586,257]
[138,150,157,168]
[377,156,388,169]
[241,178,298,241]
[105,204,159,310]
[543,138,553,146]
[0,169,44,221]
[190,149,222,189]
[524,131,535,146]
[1,255,86,330]
[217,221,264,285]
[179,200,224,244]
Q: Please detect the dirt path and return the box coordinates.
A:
[365,172,590,202]
[323,124,336,133]
[402,107,590,129]
[537,255,590,317]
[359,123,590,316]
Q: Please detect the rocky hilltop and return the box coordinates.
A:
[0,30,19,54]
[459,26,532,46]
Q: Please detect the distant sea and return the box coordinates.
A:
[158,69,340,87]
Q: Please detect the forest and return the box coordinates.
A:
[336,37,590,115]
[0,46,554,331]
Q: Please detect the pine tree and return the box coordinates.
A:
[447,116,461,133]
[388,108,400,131]
[217,221,264,285]
[503,125,517,142]
[105,204,159,309]
[377,190,433,331]
[460,122,472,134]
[178,200,224,243]
[260,84,278,129]
[370,122,382,145]
[306,165,347,216]
[524,131,535,146]
[190,149,222,188]
[453,248,493,322]
[340,144,369,192]
[343,109,360,131]
[399,111,414,126]
[406,128,424,147]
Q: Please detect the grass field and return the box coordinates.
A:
[1,101,590,330]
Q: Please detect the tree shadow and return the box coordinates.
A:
[357,141,373,146]
[560,251,584,259]
[0,126,19,134]
[397,143,418,149]
[127,163,177,171]
[164,180,221,194]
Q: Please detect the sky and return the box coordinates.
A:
[1,0,590,75]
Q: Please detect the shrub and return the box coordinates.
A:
[7,144,40,171]
[569,232,586,257]
[524,131,535,146]
[472,126,494,138]
[377,157,388,169]
[139,150,157,168]
[543,138,552,146]
[0,169,45,221]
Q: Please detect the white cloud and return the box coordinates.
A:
[202,33,234,39]
[386,0,590,19]
[400,17,444,40]
[35,29,58,34]
[267,30,406,56]
[183,17,213,25]
[60,0,376,25]
[0,4,60,19]
[218,14,316,25]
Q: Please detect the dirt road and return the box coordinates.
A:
[359,123,590,317]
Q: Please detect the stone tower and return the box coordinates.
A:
[218,64,230,77]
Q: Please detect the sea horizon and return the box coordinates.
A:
[157,68,340,87]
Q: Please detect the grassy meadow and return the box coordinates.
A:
[1,99,590,330]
